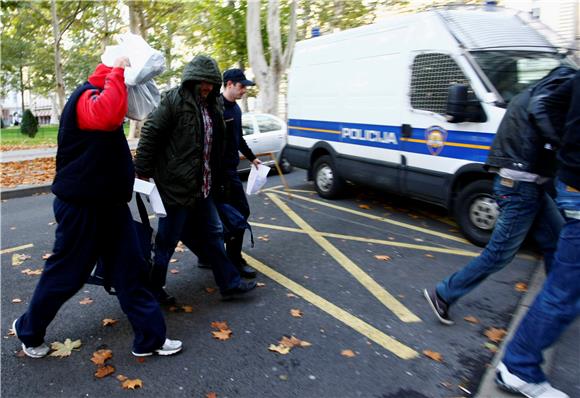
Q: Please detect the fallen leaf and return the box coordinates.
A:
[257,282,266,287]
[95,365,115,378]
[21,268,42,276]
[515,282,528,292]
[286,293,297,298]
[11,298,22,303]
[422,349,443,362]
[42,253,52,260]
[484,342,498,352]
[211,321,229,330]
[463,316,480,324]
[205,287,217,294]
[206,392,217,398]
[91,349,112,365]
[79,297,93,305]
[424,254,435,258]
[387,237,395,241]
[170,269,180,274]
[168,306,179,312]
[440,381,453,390]
[102,318,118,327]
[181,305,193,313]
[211,330,232,341]
[136,357,146,363]
[257,235,270,242]
[122,379,143,390]
[280,336,311,348]
[174,242,186,253]
[290,309,303,318]
[116,374,128,382]
[169,258,177,263]
[484,327,507,343]
[7,327,16,336]
[50,338,81,357]
[414,238,424,242]
[268,344,291,355]
[358,204,371,209]
[341,349,356,358]
[374,255,391,261]
[12,253,31,266]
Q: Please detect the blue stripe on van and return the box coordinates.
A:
[287,119,493,163]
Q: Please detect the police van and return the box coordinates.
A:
[284,6,575,246]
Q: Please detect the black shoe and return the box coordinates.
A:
[237,258,257,279]
[221,280,257,299]
[197,260,212,269]
[154,288,176,305]
[423,288,454,325]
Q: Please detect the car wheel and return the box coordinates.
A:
[454,179,497,247]
[279,156,293,174]
[313,155,345,199]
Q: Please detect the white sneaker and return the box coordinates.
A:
[496,362,569,398]
[12,319,50,359]
[132,338,182,357]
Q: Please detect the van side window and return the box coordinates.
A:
[410,53,472,114]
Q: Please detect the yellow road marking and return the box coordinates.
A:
[0,243,34,255]
[271,189,470,244]
[243,253,419,359]
[267,193,421,323]
[250,222,479,257]
[261,185,284,193]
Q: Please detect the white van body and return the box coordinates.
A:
[285,6,574,245]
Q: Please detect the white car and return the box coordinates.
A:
[239,113,292,173]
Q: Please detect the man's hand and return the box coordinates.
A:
[252,158,262,169]
[113,56,131,69]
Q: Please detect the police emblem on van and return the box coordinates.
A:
[425,126,447,156]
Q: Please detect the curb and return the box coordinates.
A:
[0,184,52,200]
[476,263,550,397]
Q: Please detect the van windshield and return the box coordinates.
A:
[470,50,570,104]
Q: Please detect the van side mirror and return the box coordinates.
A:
[446,84,487,123]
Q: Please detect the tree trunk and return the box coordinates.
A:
[50,0,66,119]
[19,66,25,114]
[246,0,297,115]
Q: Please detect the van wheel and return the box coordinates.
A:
[454,180,498,247]
[279,156,293,174]
[313,155,345,199]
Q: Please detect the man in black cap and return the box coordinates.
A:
[198,69,259,278]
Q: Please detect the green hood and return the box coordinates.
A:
[181,55,222,86]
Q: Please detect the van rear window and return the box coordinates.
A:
[410,53,472,114]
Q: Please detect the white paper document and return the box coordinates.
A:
[246,165,271,195]
[133,178,167,217]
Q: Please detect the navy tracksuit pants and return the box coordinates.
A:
[15,197,166,353]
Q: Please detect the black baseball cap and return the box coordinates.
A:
[223,69,255,86]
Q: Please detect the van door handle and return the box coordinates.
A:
[402,124,412,138]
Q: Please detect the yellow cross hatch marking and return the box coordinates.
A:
[0,243,34,255]
[266,192,421,323]
[243,253,419,360]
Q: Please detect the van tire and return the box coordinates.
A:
[454,180,497,247]
[313,155,345,199]
[279,156,293,174]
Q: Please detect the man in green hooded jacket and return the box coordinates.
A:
[135,55,257,302]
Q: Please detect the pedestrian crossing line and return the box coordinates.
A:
[249,222,479,257]
[270,189,470,244]
[243,253,419,360]
[266,192,421,323]
[0,243,34,255]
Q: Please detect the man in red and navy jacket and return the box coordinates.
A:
[13,57,182,359]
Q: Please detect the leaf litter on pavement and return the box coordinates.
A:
[50,338,81,357]
[269,335,312,355]
[211,321,232,341]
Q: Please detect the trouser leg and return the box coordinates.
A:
[16,198,99,348]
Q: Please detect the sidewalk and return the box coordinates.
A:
[476,266,580,398]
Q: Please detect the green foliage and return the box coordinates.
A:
[20,109,39,138]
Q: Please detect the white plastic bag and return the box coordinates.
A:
[101,33,165,86]
[246,165,271,195]
[127,80,160,121]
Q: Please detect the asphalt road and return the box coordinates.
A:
[1,170,540,398]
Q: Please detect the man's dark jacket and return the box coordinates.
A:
[135,55,226,208]
[486,66,576,177]
[222,96,256,170]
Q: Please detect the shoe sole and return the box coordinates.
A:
[132,346,182,357]
[495,373,535,398]
[423,289,454,325]
[13,319,49,359]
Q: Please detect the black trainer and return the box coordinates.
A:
[154,287,177,305]
[237,258,257,279]
[423,288,454,325]
[221,280,257,299]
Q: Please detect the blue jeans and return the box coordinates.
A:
[437,176,563,305]
[502,180,580,383]
[153,196,241,292]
